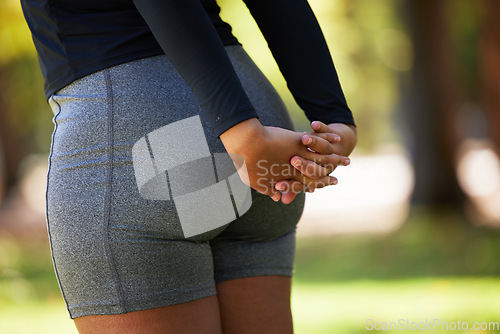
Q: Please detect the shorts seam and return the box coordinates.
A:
[102,69,127,313]
[46,96,72,316]
[68,282,217,319]
[214,266,294,284]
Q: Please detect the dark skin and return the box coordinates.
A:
[220,118,357,204]
[74,120,356,334]
[277,121,357,203]
[74,276,294,334]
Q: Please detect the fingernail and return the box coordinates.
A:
[306,137,312,145]
[292,157,301,167]
[276,183,285,191]
[344,159,350,166]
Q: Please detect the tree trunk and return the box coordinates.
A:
[403,0,465,206]
[0,66,28,198]
[479,0,500,156]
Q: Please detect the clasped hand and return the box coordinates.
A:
[220,118,357,204]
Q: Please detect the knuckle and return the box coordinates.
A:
[322,155,334,166]
[309,172,322,180]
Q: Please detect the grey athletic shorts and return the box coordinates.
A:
[46,45,305,319]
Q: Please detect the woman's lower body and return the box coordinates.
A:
[46,45,305,333]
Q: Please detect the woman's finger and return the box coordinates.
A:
[255,184,282,202]
[292,174,338,191]
[280,191,298,205]
[308,175,338,189]
[290,156,335,179]
[301,134,338,154]
[310,120,331,133]
[275,180,309,193]
[298,148,351,168]
[275,174,338,206]
[303,131,340,144]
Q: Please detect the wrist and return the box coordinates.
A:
[327,123,357,156]
[220,117,266,154]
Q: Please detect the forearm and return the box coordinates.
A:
[219,118,265,155]
[243,0,355,126]
[132,0,258,136]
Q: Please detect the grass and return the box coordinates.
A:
[291,207,500,333]
[292,278,500,334]
[2,207,500,333]
[0,233,76,333]
[0,299,76,334]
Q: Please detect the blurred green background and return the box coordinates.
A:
[1,0,500,333]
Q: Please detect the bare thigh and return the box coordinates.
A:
[216,276,293,334]
[74,296,222,334]
[74,276,293,334]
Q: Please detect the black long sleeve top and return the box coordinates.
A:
[21,0,354,136]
